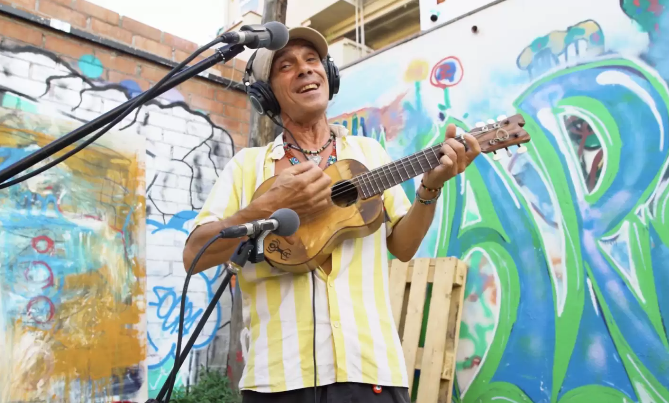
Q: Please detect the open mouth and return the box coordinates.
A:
[297,83,320,94]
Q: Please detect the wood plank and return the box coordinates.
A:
[389,259,410,328]
[416,258,455,403]
[439,258,469,403]
[401,258,431,393]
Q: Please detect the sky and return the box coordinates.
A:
[87,0,227,45]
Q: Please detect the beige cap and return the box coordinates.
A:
[248,26,329,83]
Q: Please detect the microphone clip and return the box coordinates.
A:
[229,229,270,271]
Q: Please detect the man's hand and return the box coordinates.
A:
[260,161,332,218]
[422,124,481,188]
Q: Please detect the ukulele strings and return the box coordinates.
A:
[328,132,485,200]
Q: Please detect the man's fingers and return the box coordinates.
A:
[445,123,457,140]
[441,144,457,170]
[296,162,325,182]
[446,138,467,172]
[463,134,481,158]
[288,160,318,174]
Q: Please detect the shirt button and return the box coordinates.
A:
[328,280,333,287]
[333,321,340,328]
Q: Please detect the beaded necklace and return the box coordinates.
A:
[282,132,338,167]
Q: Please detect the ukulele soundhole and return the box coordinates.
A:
[331,179,359,207]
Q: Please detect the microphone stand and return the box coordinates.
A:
[150,229,272,403]
[0,43,246,185]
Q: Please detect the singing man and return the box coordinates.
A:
[183,26,481,403]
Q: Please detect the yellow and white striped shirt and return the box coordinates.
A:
[192,124,412,393]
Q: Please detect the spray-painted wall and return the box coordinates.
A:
[328,0,669,401]
[0,6,250,401]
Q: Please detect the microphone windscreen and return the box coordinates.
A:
[264,21,289,51]
[270,208,300,236]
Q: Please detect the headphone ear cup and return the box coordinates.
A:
[255,81,281,116]
[324,55,340,100]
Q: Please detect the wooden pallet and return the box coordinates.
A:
[389,257,468,403]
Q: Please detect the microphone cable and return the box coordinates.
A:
[158,231,226,403]
[0,36,228,190]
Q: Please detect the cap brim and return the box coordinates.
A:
[285,26,329,59]
[250,26,329,83]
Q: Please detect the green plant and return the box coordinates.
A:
[171,366,241,403]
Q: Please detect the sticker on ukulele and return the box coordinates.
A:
[267,239,291,261]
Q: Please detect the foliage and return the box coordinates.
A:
[171,367,241,403]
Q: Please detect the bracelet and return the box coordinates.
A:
[420,179,441,193]
[415,188,441,205]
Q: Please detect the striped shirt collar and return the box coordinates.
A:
[268,124,348,161]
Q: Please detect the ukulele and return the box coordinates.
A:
[251,114,531,273]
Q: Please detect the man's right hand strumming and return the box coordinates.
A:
[259,161,332,218]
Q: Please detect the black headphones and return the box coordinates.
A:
[243,50,340,117]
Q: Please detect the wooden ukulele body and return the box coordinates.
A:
[251,159,385,274]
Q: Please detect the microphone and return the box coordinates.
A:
[218,21,289,51]
[219,208,300,239]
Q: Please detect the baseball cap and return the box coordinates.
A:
[248,26,329,84]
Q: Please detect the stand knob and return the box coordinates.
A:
[517,145,528,154]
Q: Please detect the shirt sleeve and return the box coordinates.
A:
[372,141,412,237]
[190,151,244,232]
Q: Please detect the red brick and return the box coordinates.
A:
[45,34,93,58]
[75,0,119,24]
[211,114,243,134]
[190,94,225,115]
[122,17,161,42]
[133,36,172,60]
[96,50,137,75]
[49,0,73,6]
[224,105,250,122]
[216,89,248,108]
[139,64,170,83]
[0,17,43,45]
[162,33,198,53]
[38,0,86,28]
[6,0,37,11]
[179,79,214,99]
[91,18,132,44]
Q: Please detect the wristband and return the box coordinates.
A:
[416,188,441,205]
[420,179,442,193]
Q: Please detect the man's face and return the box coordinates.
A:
[269,40,329,121]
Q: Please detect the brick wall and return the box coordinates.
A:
[0,2,251,401]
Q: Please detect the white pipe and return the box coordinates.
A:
[355,0,359,46]
[360,0,365,49]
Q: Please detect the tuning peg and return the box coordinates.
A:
[505,147,512,157]
[475,121,485,128]
[492,151,501,161]
[496,114,508,121]
[517,144,528,154]
[486,119,496,125]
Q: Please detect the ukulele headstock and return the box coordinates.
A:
[467,114,530,160]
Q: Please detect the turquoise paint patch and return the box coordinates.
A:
[78,54,104,79]
[2,93,37,113]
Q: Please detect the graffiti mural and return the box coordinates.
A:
[328,0,669,401]
[0,39,235,401]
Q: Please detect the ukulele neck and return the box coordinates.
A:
[355,143,444,199]
[349,114,531,200]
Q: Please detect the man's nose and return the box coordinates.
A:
[296,61,314,77]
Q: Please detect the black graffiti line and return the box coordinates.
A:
[0,42,237,155]
[148,194,170,223]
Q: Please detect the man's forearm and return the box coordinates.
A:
[387,187,439,261]
[183,196,275,274]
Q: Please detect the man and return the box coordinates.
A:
[183,27,481,403]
